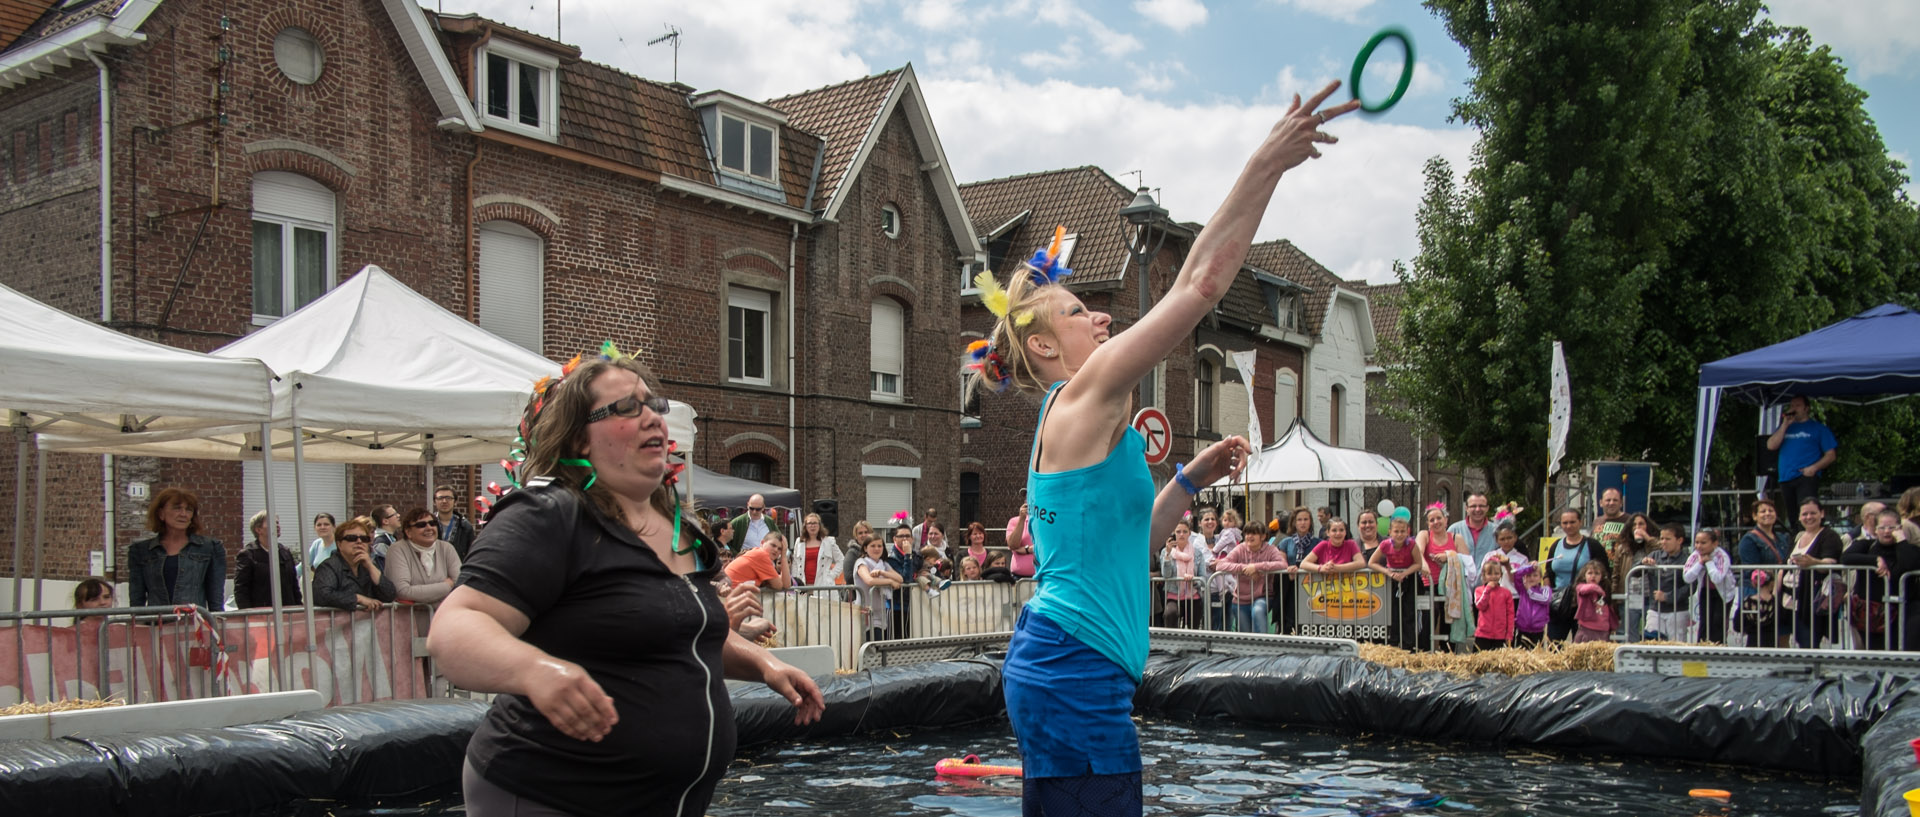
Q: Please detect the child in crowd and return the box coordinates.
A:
[1473,559,1515,651]
[1486,522,1529,591]
[1684,527,1736,644]
[1216,523,1290,634]
[1642,524,1692,641]
[854,536,902,643]
[1368,514,1425,650]
[980,550,1017,584]
[916,543,953,596]
[1573,560,1614,643]
[959,555,983,581]
[1617,514,1657,641]
[1512,564,1550,647]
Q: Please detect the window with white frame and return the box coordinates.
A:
[865,476,914,532]
[477,40,558,140]
[881,204,901,239]
[727,287,773,385]
[1275,369,1299,430]
[251,171,334,323]
[476,221,544,354]
[718,113,776,181]
[871,298,904,400]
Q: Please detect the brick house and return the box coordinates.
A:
[0,0,976,593]
[1359,281,1485,511]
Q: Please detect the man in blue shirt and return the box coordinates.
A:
[1766,396,1838,513]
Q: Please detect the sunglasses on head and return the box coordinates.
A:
[586,393,671,424]
[337,534,371,543]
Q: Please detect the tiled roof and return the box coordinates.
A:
[1,0,98,55]
[1243,240,1346,337]
[766,70,901,211]
[958,166,1139,284]
[1361,281,1404,363]
[1216,272,1270,330]
[437,16,822,210]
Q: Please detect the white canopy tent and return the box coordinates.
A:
[0,278,273,618]
[1210,418,1416,490]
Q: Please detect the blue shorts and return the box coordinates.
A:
[1003,608,1142,778]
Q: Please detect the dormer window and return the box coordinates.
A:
[477,40,559,141]
[719,114,776,180]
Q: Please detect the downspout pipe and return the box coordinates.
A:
[787,222,798,494]
[88,50,117,583]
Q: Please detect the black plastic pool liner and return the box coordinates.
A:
[4,653,1918,815]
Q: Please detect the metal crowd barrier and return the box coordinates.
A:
[0,602,438,708]
[1622,563,1911,650]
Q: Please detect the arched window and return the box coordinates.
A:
[871,298,905,401]
[1275,369,1298,430]
[730,453,775,485]
[251,171,334,321]
[1330,384,1346,446]
[477,221,544,354]
[1196,359,1216,435]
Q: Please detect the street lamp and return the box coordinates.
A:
[1119,186,1169,409]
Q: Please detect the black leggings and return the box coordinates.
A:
[464,759,578,817]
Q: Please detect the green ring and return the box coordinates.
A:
[1349,27,1414,114]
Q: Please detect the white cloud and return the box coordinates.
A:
[1019,39,1084,71]
[1134,0,1209,32]
[1267,0,1377,24]
[1130,60,1189,92]
[1765,0,1920,79]
[905,0,969,30]
[1360,57,1446,103]
[1034,0,1145,58]
[928,37,988,70]
[920,69,1475,293]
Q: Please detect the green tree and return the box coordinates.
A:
[1388,0,1920,505]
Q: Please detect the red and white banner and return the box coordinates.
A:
[0,606,434,707]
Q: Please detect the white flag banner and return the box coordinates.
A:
[1230,349,1263,463]
[1548,341,1571,478]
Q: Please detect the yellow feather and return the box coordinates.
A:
[1014,310,1035,328]
[974,270,1010,318]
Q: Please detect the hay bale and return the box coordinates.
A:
[1354,641,1625,678]
[0,698,123,716]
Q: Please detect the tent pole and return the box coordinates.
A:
[32,445,46,611]
[423,441,436,509]
[12,417,28,612]
[260,422,284,693]
[290,399,318,684]
[1689,388,1718,535]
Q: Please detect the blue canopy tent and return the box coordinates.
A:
[1689,303,1920,527]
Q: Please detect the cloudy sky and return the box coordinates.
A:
[437,0,1918,286]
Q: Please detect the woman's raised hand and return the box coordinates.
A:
[1264,81,1360,172]
[1188,435,1254,487]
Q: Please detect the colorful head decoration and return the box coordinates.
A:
[1024,225,1075,286]
[504,341,636,489]
[1492,501,1524,523]
[965,270,1020,392]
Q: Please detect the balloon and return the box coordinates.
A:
[1391,506,1412,522]
[1376,499,1395,516]
[1377,517,1393,538]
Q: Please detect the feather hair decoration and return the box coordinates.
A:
[974,270,1010,319]
[599,340,622,360]
[1023,225,1075,286]
[561,354,583,376]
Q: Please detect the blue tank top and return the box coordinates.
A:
[1022,382,1156,681]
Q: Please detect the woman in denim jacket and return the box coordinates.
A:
[127,487,226,610]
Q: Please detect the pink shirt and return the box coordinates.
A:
[1474,584,1515,640]
[1307,539,1361,568]
[1006,515,1036,577]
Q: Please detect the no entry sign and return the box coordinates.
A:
[1133,407,1172,465]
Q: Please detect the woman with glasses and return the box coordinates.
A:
[314,516,396,612]
[388,506,463,604]
[427,349,822,817]
[964,82,1347,814]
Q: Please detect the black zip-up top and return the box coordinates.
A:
[459,480,730,817]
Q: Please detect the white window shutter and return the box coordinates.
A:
[253,171,334,225]
[242,460,348,553]
[864,477,913,533]
[477,222,544,354]
[870,300,903,378]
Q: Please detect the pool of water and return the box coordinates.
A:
[709,718,1854,817]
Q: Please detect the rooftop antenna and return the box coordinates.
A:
[648,25,682,84]
[1122,170,1144,188]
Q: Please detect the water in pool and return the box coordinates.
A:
[333,717,1852,816]
[708,718,1853,817]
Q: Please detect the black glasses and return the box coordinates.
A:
[748,506,765,513]
[586,393,671,424]
[409,521,437,530]
[337,534,371,543]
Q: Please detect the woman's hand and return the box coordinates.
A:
[760,660,826,726]
[723,582,762,632]
[354,594,382,612]
[1264,82,1359,172]
[1186,436,1253,488]
[524,657,618,742]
